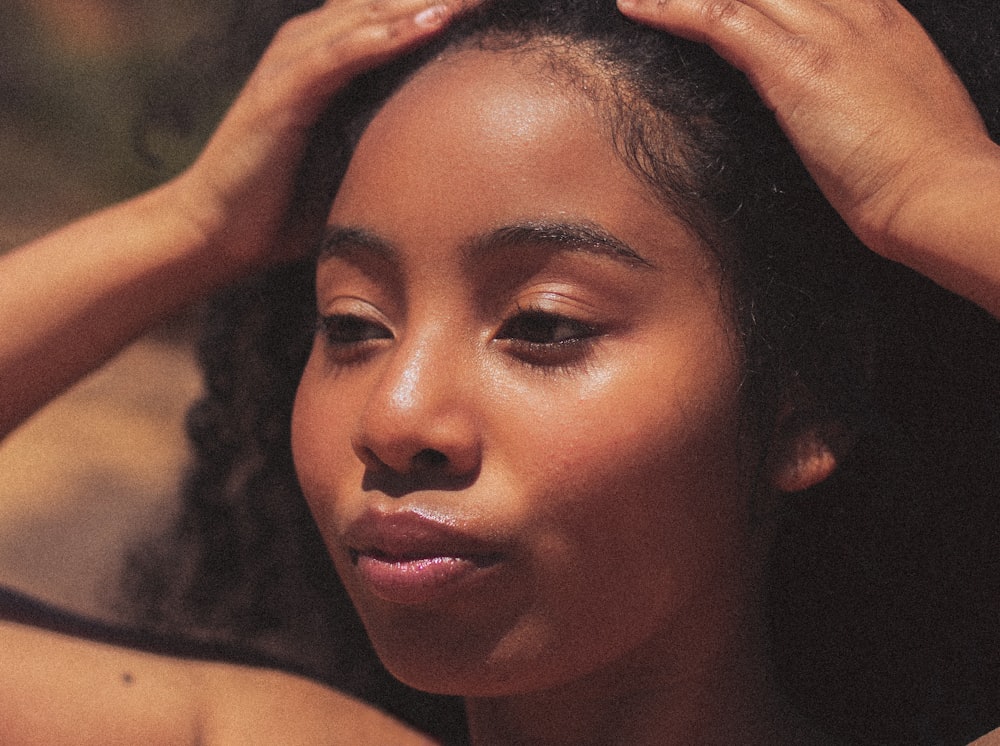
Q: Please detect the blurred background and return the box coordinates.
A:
[0,0,236,621]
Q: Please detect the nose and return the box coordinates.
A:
[352,333,482,486]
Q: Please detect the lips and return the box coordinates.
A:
[344,508,505,605]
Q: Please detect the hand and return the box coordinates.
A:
[616,0,997,264]
[173,0,473,274]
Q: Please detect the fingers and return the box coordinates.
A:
[614,0,993,275]
[254,0,479,121]
[311,0,463,51]
[615,0,912,88]
[621,0,899,37]
[617,0,908,37]
[615,0,793,89]
[183,0,480,265]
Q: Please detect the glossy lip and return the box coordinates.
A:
[344,507,506,606]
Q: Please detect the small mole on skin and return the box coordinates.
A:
[122,672,134,686]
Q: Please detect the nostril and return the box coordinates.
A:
[359,445,476,496]
[358,446,388,471]
[414,448,448,469]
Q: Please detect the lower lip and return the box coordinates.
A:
[353,552,499,605]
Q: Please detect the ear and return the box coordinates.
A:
[766,410,844,494]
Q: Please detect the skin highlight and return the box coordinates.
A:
[291,46,833,745]
[1,0,996,743]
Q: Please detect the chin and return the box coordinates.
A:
[356,602,522,695]
[358,600,618,699]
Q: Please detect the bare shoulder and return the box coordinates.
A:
[0,619,436,745]
[199,660,439,745]
[0,618,201,745]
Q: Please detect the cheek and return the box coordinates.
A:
[528,386,747,580]
[290,354,354,539]
[514,338,747,534]
[491,346,751,664]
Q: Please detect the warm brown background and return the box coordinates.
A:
[0,0,230,620]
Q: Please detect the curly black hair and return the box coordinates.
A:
[123,1,1000,743]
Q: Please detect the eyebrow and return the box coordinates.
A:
[318,226,396,263]
[466,222,655,269]
[318,221,656,269]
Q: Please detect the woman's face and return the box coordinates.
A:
[292,47,763,697]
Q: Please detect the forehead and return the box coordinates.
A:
[336,49,683,222]
[328,47,711,280]
[365,45,604,161]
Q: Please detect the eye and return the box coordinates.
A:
[495,308,601,370]
[497,310,593,344]
[316,313,392,363]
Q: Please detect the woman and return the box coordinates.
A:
[2,0,999,743]
[0,2,474,742]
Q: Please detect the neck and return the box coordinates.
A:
[463,579,830,746]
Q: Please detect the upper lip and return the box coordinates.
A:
[344,506,506,561]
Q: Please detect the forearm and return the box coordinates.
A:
[0,0,475,442]
[0,179,230,438]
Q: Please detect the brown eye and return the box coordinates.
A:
[495,310,602,372]
[317,314,392,345]
[496,310,596,345]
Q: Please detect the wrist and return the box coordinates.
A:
[878,140,1000,314]
[157,170,270,287]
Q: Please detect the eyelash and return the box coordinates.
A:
[316,306,602,372]
[316,313,392,364]
[495,306,601,372]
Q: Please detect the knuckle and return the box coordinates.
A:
[864,0,902,29]
[327,25,388,62]
[696,0,745,27]
[841,0,902,39]
[375,20,405,41]
[363,0,391,21]
[388,22,410,41]
[784,35,836,80]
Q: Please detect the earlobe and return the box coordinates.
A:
[767,416,843,494]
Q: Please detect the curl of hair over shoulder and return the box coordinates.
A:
[122,2,1000,744]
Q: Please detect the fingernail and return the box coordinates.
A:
[414,4,448,27]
